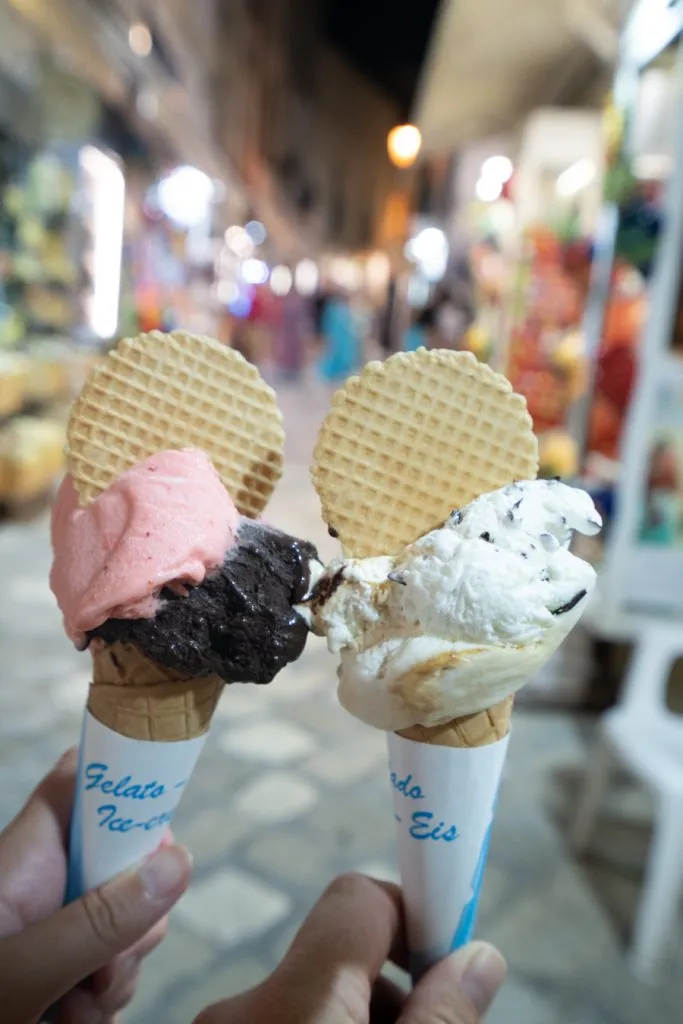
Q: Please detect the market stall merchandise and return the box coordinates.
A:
[0,415,65,509]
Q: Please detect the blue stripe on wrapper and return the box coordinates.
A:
[65,712,87,903]
[410,818,494,985]
[450,818,494,952]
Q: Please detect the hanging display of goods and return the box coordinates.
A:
[507,227,592,434]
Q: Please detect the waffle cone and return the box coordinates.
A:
[88,642,223,742]
[67,330,284,515]
[396,696,513,749]
[312,349,538,558]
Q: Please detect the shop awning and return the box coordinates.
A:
[415,0,626,153]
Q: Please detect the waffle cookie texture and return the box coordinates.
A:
[311,348,538,558]
[67,330,284,516]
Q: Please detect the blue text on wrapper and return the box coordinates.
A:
[85,762,187,833]
[409,811,458,842]
[392,772,458,842]
[85,762,167,800]
[390,772,425,801]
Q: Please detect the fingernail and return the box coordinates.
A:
[137,845,192,901]
[452,941,507,1014]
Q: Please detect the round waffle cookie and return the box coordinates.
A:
[67,330,284,516]
[312,348,538,558]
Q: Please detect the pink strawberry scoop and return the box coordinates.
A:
[50,448,322,684]
[50,449,241,646]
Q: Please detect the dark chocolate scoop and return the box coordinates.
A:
[88,521,320,685]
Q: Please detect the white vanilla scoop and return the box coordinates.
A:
[301,479,602,731]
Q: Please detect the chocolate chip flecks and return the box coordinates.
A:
[310,566,346,607]
[387,572,407,586]
[480,531,493,542]
[551,589,587,615]
[450,509,463,524]
[328,525,340,539]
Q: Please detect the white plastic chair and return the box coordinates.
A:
[571,619,683,981]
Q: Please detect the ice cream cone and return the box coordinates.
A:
[64,331,286,736]
[88,642,223,742]
[59,332,287,901]
[310,351,600,981]
[310,350,540,980]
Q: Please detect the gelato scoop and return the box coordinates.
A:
[303,478,601,730]
[51,448,322,685]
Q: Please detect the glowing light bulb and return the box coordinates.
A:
[270,265,293,296]
[387,124,422,169]
[129,22,152,57]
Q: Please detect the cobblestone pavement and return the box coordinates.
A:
[0,375,681,1023]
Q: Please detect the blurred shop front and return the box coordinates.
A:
[408,0,683,712]
[0,8,113,513]
[0,0,230,515]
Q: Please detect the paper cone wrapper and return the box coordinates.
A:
[66,643,222,901]
[387,703,511,982]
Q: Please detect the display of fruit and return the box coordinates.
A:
[602,286,645,349]
[0,354,28,417]
[551,331,588,401]
[461,322,492,362]
[538,430,579,479]
[596,342,636,414]
[513,368,567,433]
[0,416,65,502]
[588,397,622,460]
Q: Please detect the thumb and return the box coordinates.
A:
[2,843,191,1020]
[400,941,507,1022]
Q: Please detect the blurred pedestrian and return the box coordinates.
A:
[379,276,398,354]
[403,305,435,351]
[319,290,361,382]
[640,439,680,544]
[272,290,314,381]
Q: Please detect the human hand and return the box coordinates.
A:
[194,873,506,1023]
[0,748,192,1023]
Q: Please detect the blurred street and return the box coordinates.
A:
[0,375,682,1024]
